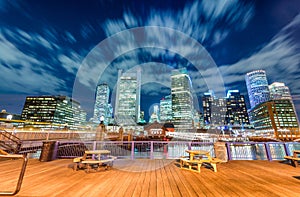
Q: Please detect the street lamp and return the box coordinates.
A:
[100,115,104,124]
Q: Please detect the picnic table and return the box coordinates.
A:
[180,149,222,173]
[284,150,300,167]
[73,150,116,173]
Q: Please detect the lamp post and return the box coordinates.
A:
[96,116,105,141]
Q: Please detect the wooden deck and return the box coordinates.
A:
[0,158,300,197]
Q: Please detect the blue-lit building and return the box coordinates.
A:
[245,70,270,109]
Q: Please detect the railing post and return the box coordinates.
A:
[131,141,135,160]
[265,142,272,161]
[52,141,59,160]
[150,141,154,159]
[225,142,232,160]
[188,142,192,150]
[93,141,97,151]
[283,142,291,156]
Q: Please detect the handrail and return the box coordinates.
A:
[0,154,28,196]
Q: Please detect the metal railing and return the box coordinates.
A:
[225,141,300,160]
[55,140,300,161]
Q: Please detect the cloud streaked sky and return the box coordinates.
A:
[0,0,300,121]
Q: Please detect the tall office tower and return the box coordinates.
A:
[211,98,227,126]
[21,95,86,129]
[269,82,292,100]
[114,69,141,126]
[245,70,270,109]
[202,91,214,125]
[202,91,226,127]
[171,68,194,131]
[93,84,110,124]
[159,95,172,122]
[225,90,250,125]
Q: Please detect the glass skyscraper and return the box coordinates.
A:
[245,70,270,109]
[114,69,141,126]
[159,95,172,122]
[171,68,194,131]
[93,83,110,124]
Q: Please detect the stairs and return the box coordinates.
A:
[0,129,22,154]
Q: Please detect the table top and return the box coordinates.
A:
[85,150,111,154]
[185,150,209,155]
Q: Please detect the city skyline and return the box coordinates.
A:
[1,1,300,121]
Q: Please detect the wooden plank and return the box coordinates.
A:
[155,160,165,197]
[1,159,300,196]
[159,159,173,196]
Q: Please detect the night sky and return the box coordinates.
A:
[1,0,300,121]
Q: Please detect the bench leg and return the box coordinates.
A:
[211,163,217,172]
[73,163,78,171]
[197,163,202,173]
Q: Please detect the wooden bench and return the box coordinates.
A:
[73,150,117,172]
[284,156,300,167]
[82,157,116,173]
[180,156,222,173]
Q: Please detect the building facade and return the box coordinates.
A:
[159,95,172,122]
[171,68,194,131]
[21,95,86,130]
[226,90,250,126]
[114,69,141,126]
[249,99,299,138]
[202,90,250,129]
[93,83,111,124]
[269,82,292,100]
[245,70,270,109]
[202,91,226,127]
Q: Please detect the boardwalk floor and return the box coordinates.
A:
[0,158,300,197]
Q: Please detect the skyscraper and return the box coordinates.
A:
[171,68,194,131]
[159,95,172,122]
[93,83,110,124]
[202,91,227,127]
[114,69,141,126]
[202,90,249,128]
[226,90,250,125]
[269,82,292,100]
[149,104,160,123]
[245,70,270,109]
[202,91,214,125]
